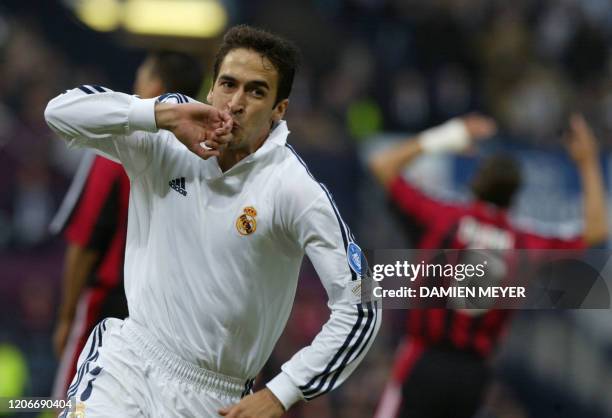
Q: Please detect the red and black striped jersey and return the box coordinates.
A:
[52,154,130,289]
[389,175,585,358]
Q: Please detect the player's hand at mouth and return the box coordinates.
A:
[203,113,235,153]
[218,388,285,418]
[154,101,233,160]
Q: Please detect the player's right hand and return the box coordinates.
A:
[53,319,72,358]
[155,102,233,160]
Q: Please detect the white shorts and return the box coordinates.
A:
[60,317,255,418]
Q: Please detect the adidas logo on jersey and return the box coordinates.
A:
[169,177,187,196]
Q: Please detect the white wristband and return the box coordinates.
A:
[266,372,304,411]
[418,119,470,154]
[128,97,158,133]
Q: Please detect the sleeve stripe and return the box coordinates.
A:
[348,301,379,364]
[303,303,378,399]
[324,302,379,397]
[157,93,188,104]
[78,85,94,94]
[298,306,365,392]
[169,93,184,103]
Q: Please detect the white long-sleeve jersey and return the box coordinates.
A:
[45,86,381,409]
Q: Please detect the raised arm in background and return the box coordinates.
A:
[566,114,608,246]
[368,115,496,189]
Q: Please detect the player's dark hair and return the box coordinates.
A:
[470,154,522,208]
[212,25,300,106]
[149,51,204,97]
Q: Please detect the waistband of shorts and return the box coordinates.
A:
[122,318,254,399]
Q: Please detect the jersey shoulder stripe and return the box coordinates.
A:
[157,93,189,104]
[77,85,111,95]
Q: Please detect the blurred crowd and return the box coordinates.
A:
[1,0,612,417]
[270,0,612,141]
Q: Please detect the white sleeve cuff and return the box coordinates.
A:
[266,372,304,411]
[419,118,470,154]
[128,97,158,133]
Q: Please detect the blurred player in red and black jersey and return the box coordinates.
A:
[369,114,608,418]
[49,50,204,399]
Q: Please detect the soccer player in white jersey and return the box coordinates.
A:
[45,25,381,417]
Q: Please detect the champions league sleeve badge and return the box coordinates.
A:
[347,242,366,277]
[346,242,378,305]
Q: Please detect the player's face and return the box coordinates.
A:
[133,57,162,99]
[208,48,288,152]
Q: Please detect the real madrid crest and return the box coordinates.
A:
[236,206,257,236]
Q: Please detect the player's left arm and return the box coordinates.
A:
[269,184,380,408]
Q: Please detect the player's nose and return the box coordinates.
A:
[227,90,245,115]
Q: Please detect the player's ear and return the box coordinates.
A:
[206,87,213,104]
[272,99,289,123]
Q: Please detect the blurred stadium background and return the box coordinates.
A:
[1,0,612,417]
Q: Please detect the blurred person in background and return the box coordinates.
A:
[368,113,608,418]
[49,50,204,399]
[45,25,380,417]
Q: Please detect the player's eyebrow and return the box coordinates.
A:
[246,80,270,91]
[218,74,238,84]
[218,75,270,91]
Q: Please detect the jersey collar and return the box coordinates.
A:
[266,120,289,147]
